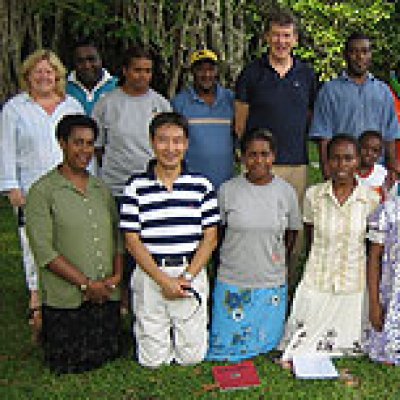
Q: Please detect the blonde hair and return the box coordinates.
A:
[19,49,67,97]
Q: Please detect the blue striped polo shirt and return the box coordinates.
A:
[172,84,234,189]
[119,160,220,260]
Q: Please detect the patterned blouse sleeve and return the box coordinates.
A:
[366,202,390,245]
[302,186,314,224]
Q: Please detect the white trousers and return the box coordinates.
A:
[132,266,208,368]
[18,225,38,291]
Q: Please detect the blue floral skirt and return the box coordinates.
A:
[206,280,287,362]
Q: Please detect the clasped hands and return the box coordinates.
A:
[83,274,121,304]
[160,275,192,300]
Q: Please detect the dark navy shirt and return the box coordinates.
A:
[236,55,317,165]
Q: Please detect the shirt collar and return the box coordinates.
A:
[20,92,66,104]
[261,53,298,71]
[317,179,370,205]
[340,70,375,82]
[145,158,189,180]
[49,166,102,191]
[67,68,114,93]
[188,84,222,105]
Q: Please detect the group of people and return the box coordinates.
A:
[1,8,400,374]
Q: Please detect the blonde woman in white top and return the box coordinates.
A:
[0,50,83,331]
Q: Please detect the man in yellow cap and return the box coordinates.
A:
[172,49,234,189]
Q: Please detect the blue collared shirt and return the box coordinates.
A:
[67,68,118,116]
[310,72,400,140]
[172,84,234,189]
[0,93,84,194]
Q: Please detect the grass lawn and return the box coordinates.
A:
[1,143,400,399]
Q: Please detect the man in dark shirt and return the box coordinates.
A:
[235,9,316,204]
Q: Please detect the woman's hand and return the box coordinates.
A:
[369,303,384,332]
[102,274,121,292]
[85,280,112,304]
[8,188,25,207]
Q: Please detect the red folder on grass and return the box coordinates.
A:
[212,360,261,391]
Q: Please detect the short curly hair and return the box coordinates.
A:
[19,49,67,97]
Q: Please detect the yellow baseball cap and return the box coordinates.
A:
[190,49,218,66]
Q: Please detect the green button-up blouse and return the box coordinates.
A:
[26,167,123,308]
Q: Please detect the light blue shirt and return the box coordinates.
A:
[0,93,84,195]
[172,85,234,189]
[310,72,399,141]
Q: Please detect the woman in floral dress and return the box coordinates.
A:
[366,196,400,365]
[207,129,301,361]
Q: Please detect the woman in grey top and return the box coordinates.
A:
[207,129,301,362]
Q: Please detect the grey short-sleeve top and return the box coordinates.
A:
[218,174,301,288]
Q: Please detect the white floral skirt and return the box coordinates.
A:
[279,282,367,361]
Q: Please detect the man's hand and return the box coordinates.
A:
[369,303,384,332]
[8,188,25,207]
[160,276,190,300]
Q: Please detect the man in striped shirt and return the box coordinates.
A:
[119,112,220,368]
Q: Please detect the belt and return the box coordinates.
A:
[153,255,193,268]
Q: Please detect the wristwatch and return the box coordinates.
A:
[79,279,91,292]
[182,271,194,282]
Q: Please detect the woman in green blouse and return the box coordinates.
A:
[26,114,123,374]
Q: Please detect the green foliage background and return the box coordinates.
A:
[33,0,400,83]
[1,0,399,100]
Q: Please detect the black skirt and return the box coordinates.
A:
[42,301,121,374]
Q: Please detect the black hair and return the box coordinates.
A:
[266,8,298,34]
[327,134,360,159]
[359,130,383,145]
[122,46,152,69]
[73,39,98,51]
[345,32,371,53]
[240,128,276,154]
[149,112,189,140]
[56,114,99,142]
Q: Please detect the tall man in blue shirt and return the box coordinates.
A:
[172,50,234,189]
[310,32,399,179]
